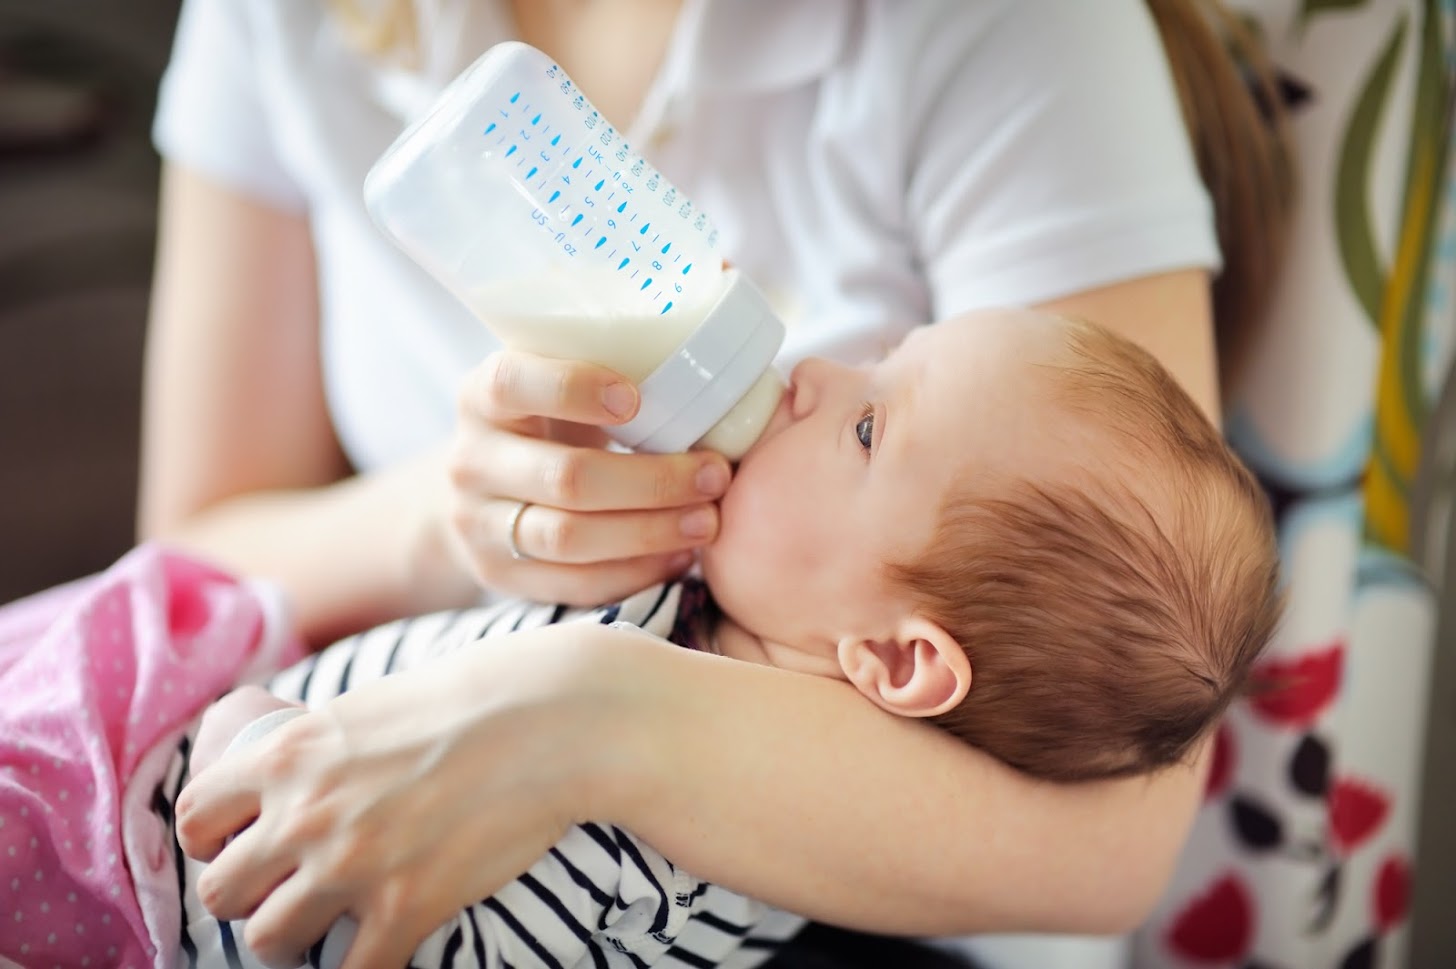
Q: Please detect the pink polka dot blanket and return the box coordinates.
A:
[0,545,301,968]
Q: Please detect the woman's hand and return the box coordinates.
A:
[444,350,732,604]
[175,622,648,969]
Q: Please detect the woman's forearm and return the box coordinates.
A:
[583,634,1206,935]
[150,450,476,646]
[138,166,478,645]
[173,616,1203,956]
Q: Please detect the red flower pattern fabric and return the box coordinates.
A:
[1329,778,1392,856]
[1247,644,1343,729]
[1165,874,1254,965]
[1129,2,1453,968]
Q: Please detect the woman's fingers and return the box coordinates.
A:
[473,546,696,607]
[462,350,640,426]
[452,428,730,513]
[164,629,638,969]
[487,499,718,565]
[339,913,425,969]
[444,347,734,602]
[176,760,264,863]
[447,436,714,599]
[241,872,354,969]
[193,821,299,921]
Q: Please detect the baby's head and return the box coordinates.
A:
[703,308,1280,781]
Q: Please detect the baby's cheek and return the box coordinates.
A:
[701,507,780,599]
[715,472,768,542]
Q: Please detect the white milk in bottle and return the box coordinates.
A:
[364,41,784,459]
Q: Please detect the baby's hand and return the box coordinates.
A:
[191,685,303,781]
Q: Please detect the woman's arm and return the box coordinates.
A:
[177,270,1223,963]
[599,639,1209,936]
[139,164,732,644]
[177,621,1206,969]
[1037,268,1222,426]
[137,164,477,644]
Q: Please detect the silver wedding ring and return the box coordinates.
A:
[506,500,534,561]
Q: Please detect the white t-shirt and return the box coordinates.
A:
[153,0,1219,474]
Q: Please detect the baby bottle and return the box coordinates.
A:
[364,41,785,459]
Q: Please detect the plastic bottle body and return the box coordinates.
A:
[462,271,702,383]
[364,42,783,459]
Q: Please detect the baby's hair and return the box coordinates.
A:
[887,318,1281,781]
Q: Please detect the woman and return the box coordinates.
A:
[143,0,1289,965]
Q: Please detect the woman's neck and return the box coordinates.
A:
[508,0,683,133]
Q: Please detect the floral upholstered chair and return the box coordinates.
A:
[965,2,1455,968]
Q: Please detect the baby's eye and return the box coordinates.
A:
[855,407,874,453]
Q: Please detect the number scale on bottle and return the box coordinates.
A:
[481,62,718,316]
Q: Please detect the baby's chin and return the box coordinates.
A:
[697,536,727,584]
[696,524,747,596]
[703,483,747,558]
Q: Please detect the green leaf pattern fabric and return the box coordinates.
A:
[1132,2,1455,967]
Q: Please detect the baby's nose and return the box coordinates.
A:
[787,358,829,419]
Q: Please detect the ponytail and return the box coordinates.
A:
[1146,0,1296,390]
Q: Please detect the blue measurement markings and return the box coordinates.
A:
[485,69,714,315]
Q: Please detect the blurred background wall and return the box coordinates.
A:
[0,0,179,600]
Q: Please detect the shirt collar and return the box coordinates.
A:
[370,0,854,122]
[674,0,853,95]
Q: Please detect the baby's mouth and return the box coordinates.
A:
[735,381,796,462]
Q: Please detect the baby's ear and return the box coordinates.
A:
[836,617,971,719]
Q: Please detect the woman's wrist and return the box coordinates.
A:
[390,446,482,614]
[572,637,680,826]
[547,631,745,841]
[441,622,676,827]
[545,629,675,826]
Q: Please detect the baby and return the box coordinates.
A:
[0,308,1281,969]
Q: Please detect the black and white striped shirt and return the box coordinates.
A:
[163,581,805,969]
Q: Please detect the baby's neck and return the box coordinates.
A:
[704,613,767,664]
[706,613,846,679]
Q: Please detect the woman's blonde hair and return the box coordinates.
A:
[328,0,420,67]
